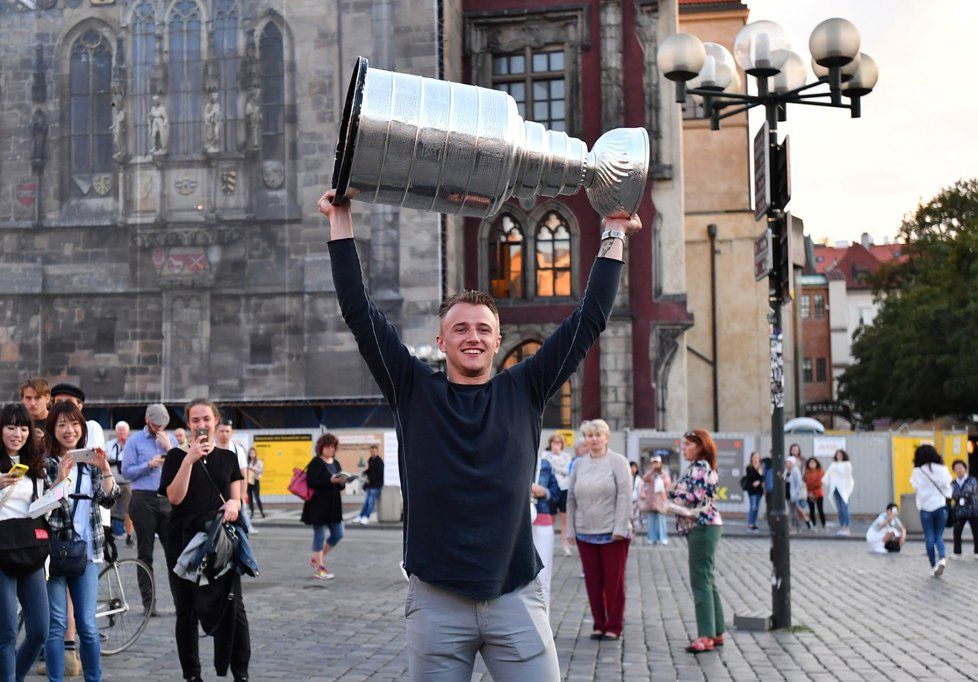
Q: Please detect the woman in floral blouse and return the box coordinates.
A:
[669,429,724,653]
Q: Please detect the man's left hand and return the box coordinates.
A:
[612,534,627,542]
[602,212,642,237]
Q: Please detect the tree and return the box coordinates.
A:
[838,179,978,423]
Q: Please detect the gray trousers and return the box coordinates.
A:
[405,575,560,682]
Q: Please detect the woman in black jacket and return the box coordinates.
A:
[743,451,765,532]
[301,433,346,579]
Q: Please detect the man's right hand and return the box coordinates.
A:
[318,189,354,241]
[149,455,166,469]
[186,437,213,465]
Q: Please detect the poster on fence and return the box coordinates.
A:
[714,438,746,503]
[813,436,846,459]
[253,433,315,496]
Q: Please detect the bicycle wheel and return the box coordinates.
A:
[97,558,155,655]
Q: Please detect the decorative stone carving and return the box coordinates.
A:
[135,225,243,248]
[220,168,237,195]
[599,0,623,131]
[203,92,221,154]
[244,89,262,153]
[148,95,168,155]
[262,161,284,190]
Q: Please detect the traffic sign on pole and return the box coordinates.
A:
[754,228,773,281]
[753,122,770,221]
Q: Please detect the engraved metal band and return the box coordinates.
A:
[601,229,627,242]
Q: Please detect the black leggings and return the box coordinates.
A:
[807,497,825,527]
[247,481,264,517]
[953,517,978,554]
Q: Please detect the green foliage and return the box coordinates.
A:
[839,179,978,422]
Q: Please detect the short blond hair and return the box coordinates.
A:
[580,419,610,439]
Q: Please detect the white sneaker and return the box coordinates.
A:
[934,557,946,577]
[361,516,370,525]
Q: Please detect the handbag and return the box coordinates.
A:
[288,463,314,502]
[0,478,51,578]
[49,473,88,578]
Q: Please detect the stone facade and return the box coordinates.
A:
[0,0,457,423]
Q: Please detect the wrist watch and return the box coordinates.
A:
[601,229,627,242]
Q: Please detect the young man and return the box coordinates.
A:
[356,445,384,524]
[121,404,175,613]
[319,189,640,680]
[19,377,50,439]
[215,419,248,503]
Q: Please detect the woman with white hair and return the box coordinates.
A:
[566,419,631,640]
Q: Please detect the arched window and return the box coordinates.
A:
[535,210,572,297]
[168,0,204,154]
[69,30,113,194]
[503,341,572,427]
[132,2,155,155]
[488,213,524,299]
[259,22,285,160]
[214,0,239,150]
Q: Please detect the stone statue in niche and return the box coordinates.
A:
[244,88,262,153]
[110,92,128,162]
[149,95,169,154]
[29,108,48,171]
[203,92,221,154]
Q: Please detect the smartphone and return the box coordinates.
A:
[6,463,29,479]
[67,448,96,464]
[194,427,209,442]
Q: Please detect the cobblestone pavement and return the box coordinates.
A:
[26,525,978,681]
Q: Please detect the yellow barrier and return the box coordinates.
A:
[891,432,967,502]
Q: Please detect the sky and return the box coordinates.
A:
[740,0,978,245]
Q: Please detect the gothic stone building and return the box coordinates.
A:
[0,0,461,428]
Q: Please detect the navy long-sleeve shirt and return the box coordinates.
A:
[329,237,621,600]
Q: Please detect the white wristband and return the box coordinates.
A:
[601,229,627,242]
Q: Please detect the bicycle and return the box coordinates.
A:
[96,555,155,655]
[16,555,154,657]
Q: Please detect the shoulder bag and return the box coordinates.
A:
[288,460,315,502]
[0,478,52,578]
[49,472,89,578]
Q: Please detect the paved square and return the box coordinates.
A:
[26,525,978,680]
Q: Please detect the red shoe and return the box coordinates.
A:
[686,637,714,653]
[712,634,725,647]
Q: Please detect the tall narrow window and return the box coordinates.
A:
[488,214,524,299]
[800,295,811,320]
[803,358,813,384]
[168,0,203,154]
[815,358,827,383]
[69,30,113,195]
[813,294,826,320]
[503,341,572,427]
[133,1,155,155]
[536,211,572,297]
[259,22,285,159]
[214,0,239,150]
[492,48,565,131]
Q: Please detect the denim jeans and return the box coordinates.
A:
[312,522,344,552]
[833,489,851,527]
[747,494,762,527]
[46,561,101,682]
[0,566,48,682]
[920,507,948,567]
[646,511,667,544]
[359,487,382,520]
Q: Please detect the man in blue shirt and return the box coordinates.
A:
[122,403,175,613]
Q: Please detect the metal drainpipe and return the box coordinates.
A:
[707,223,719,432]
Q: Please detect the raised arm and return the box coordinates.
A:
[320,190,420,407]
[516,214,642,408]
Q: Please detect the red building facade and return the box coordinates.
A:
[460,0,691,429]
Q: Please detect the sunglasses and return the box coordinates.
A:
[683,432,700,442]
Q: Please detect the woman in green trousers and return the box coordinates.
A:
[669,429,724,653]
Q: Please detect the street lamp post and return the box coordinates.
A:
[658,17,877,629]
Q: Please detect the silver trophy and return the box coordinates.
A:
[332,57,649,218]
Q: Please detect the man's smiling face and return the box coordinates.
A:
[437,303,501,384]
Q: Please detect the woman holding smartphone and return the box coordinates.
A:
[43,400,119,682]
[0,403,66,682]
